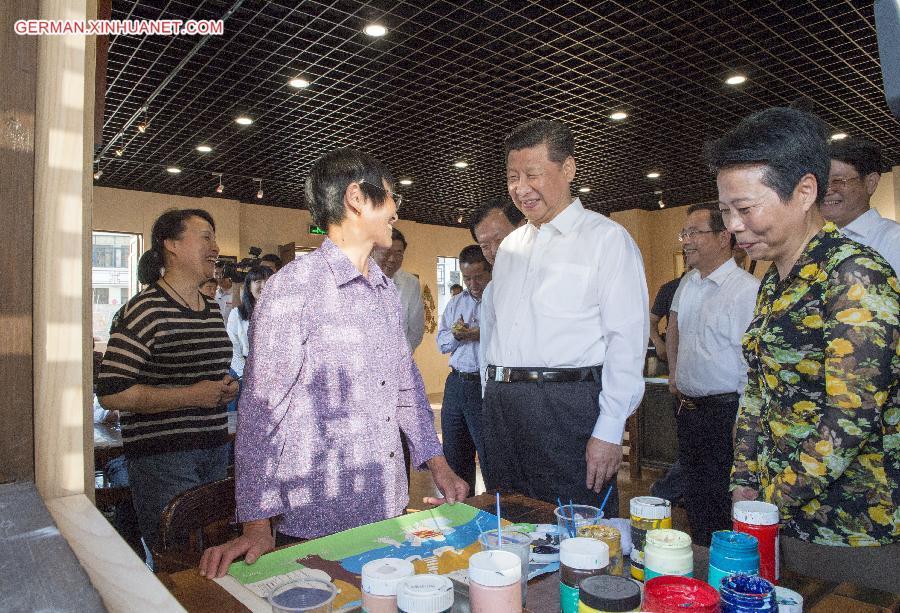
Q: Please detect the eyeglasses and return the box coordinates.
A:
[827,176,861,191]
[678,229,716,242]
[357,179,402,208]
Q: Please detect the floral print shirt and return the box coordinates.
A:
[731,222,899,547]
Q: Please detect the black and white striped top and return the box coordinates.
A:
[97,283,233,457]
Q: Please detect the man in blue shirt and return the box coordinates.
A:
[436,245,492,493]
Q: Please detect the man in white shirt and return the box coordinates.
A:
[665,203,759,546]
[822,137,900,273]
[483,119,649,512]
[374,228,425,351]
[436,245,492,494]
[213,262,235,321]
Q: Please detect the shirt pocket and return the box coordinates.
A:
[700,312,735,354]
[533,263,592,317]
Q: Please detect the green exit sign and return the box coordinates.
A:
[308,225,326,235]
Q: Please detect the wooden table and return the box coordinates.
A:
[159,493,900,612]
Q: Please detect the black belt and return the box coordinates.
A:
[486,365,602,384]
[451,368,480,382]
[679,392,739,411]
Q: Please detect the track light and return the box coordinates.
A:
[136,108,149,133]
[215,174,224,194]
[457,209,464,224]
[115,148,123,157]
[93,168,103,180]
[255,178,263,199]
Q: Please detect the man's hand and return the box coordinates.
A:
[668,377,679,397]
[220,375,240,404]
[732,486,759,503]
[199,519,274,579]
[423,456,469,506]
[586,437,621,493]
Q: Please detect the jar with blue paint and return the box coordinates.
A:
[708,531,760,591]
[719,574,777,612]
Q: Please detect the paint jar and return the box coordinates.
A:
[719,574,777,612]
[468,549,522,613]
[642,575,720,612]
[577,575,642,612]
[708,531,760,591]
[643,529,693,581]
[478,528,532,604]
[396,575,454,613]
[732,501,779,584]
[556,504,602,541]
[560,537,609,613]
[773,586,803,613]
[578,524,625,577]
[269,578,338,613]
[629,496,672,581]
[361,557,415,613]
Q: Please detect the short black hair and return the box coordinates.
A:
[687,202,735,248]
[145,208,216,284]
[469,196,525,241]
[828,137,883,177]
[392,227,407,250]
[705,107,830,205]
[260,253,282,270]
[449,283,463,292]
[504,119,574,164]
[304,148,395,230]
[459,244,490,269]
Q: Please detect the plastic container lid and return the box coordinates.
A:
[645,528,691,549]
[710,530,758,553]
[560,537,609,570]
[578,575,642,611]
[468,550,521,587]
[361,558,416,596]
[775,586,803,613]
[396,575,454,613]
[733,500,779,525]
[629,496,672,520]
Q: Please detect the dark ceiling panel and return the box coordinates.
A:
[95,0,900,227]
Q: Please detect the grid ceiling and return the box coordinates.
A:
[97,0,900,227]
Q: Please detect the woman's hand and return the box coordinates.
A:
[424,456,469,506]
[191,377,239,408]
[199,519,274,579]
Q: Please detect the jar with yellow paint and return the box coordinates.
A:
[577,524,624,577]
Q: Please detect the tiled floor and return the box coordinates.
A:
[413,395,688,531]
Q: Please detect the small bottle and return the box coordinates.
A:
[396,575,454,613]
[628,496,672,581]
[559,537,609,613]
[642,528,693,581]
[719,573,777,612]
[577,575,642,612]
[468,549,522,613]
[733,500,780,584]
[577,525,624,577]
[361,558,415,613]
[707,530,760,591]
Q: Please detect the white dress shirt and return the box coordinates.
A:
[670,258,759,397]
[215,286,235,322]
[840,208,900,275]
[226,307,250,376]
[485,198,649,444]
[392,269,425,351]
[436,290,481,373]
[478,281,495,392]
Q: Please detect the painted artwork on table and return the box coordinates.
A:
[222,503,558,612]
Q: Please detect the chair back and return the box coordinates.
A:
[153,476,238,573]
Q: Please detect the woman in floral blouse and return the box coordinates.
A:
[708,107,898,592]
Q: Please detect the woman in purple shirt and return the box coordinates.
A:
[200,149,468,578]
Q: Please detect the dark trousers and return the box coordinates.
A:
[676,395,738,546]
[482,379,619,517]
[440,370,484,494]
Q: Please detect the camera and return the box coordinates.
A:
[219,246,262,283]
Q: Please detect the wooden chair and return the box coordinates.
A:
[152,476,239,573]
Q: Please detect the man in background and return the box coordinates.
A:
[374,228,425,352]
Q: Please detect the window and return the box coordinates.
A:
[436,256,461,322]
[92,231,142,343]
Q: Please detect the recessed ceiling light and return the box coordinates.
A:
[609,111,627,121]
[364,23,387,37]
[725,75,747,85]
[196,145,212,153]
[235,116,253,125]
[289,77,310,89]
[166,167,181,174]
[830,132,848,140]
[399,178,413,186]
[578,187,591,193]
[453,161,468,169]
[646,171,661,179]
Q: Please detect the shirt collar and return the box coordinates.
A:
[319,237,389,288]
[538,198,584,236]
[703,258,739,286]
[842,208,882,239]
